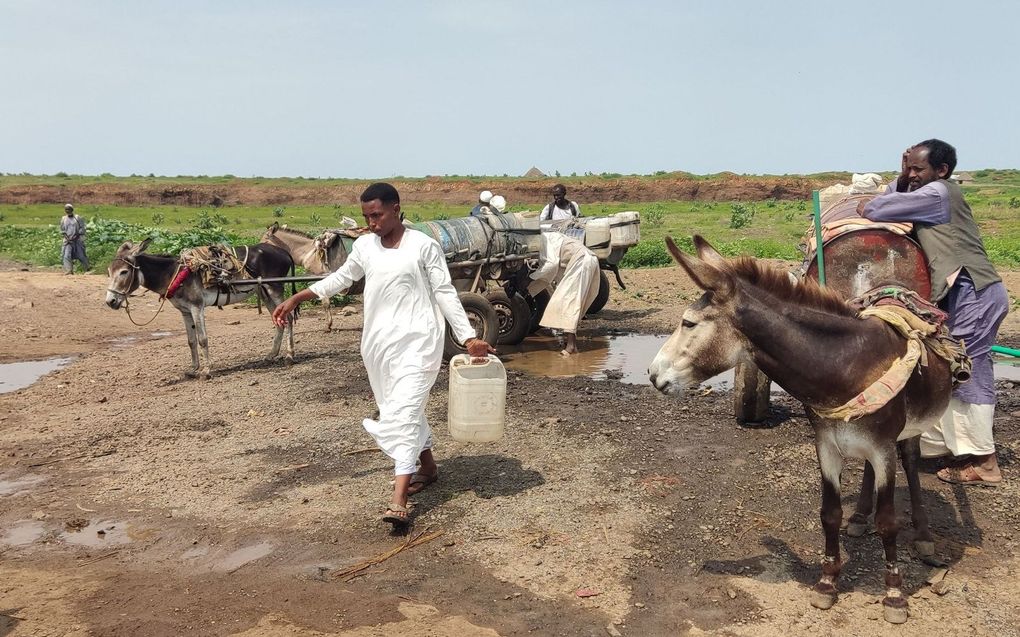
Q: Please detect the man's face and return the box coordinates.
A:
[65,209,73,216]
[905,147,949,191]
[552,189,566,205]
[361,199,401,236]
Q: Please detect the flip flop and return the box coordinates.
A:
[407,471,438,496]
[382,502,412,526]
[937,465,1001,487]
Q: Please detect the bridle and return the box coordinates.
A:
[108,254,169,327]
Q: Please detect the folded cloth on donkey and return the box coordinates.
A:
[811,288,971,422]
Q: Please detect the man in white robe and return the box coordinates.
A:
[273,183,494,526]
[528,232,601,355]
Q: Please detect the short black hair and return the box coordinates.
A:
[360,182,400,205]
[915,139,957,177]
[552,183,567,194]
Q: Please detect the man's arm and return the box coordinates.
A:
[539,204,551,221]
[860,181,950,225]
[422,241,495,358]
[272,243,365,326]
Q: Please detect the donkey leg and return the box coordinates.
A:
[873,449,909,624]
[847,461,875,537]
[898,437,934,557]
[263,287,290,362]
[812,435,844,610]
[191,306,212,380]
[180,310,201,378]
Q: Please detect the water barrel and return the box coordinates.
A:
[448,354,506,442]
[804,228,931,300]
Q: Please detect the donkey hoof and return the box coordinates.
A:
[284,357,294,367]
[200,372,212,381]
[810,590,837,610]
[882,599,909,624]
[846,521,869,537]
[184,369,199,379]
[912,540,936,557]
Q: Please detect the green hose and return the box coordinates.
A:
[991,345,1020,358]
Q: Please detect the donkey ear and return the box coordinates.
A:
[268,221,279,233]
[133,238,152,255]
[118,241,134,254]
[693,235,726,267]
[665,236,733,297]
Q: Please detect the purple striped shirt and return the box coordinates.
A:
[861,181,950,225]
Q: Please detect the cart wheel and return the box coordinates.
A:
[734,358,771,424]
[585,271,611,315]
[528,290,551,334]
[485,290,531,346]
[444,291,499,360]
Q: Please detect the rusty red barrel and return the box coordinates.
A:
[805,228,932,300]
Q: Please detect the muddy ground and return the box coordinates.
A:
[2,262,1020,637]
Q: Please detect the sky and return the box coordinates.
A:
[2,1,1018,179]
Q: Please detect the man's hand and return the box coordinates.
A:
[272,298,298,327]
[897,146,914,191]
[465,337,497,362]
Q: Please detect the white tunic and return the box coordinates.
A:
[309,229,477,474]
[528,233,600,333]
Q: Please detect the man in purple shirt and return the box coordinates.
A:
[860,139,1007,485]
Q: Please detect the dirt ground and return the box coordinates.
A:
[2,260,1020,637]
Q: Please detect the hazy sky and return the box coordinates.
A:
[2,1,1018,178]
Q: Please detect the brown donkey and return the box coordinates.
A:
[647,236,953,624]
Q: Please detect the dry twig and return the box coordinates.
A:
[332,528,443,580]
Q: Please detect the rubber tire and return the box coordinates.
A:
[485,290,531,346]
[444,292,499,360]
[585,270,611,315]
[528,290,551,334]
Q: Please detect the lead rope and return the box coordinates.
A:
[123,261,182,327]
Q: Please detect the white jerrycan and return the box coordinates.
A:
[448,354,506,442]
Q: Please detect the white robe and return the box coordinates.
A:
[309,230,477,475]
[528,233,600,333]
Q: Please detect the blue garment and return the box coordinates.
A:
[942,274,1008,404]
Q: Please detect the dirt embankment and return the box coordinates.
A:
[0,174,830,209]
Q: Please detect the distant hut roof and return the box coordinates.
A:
[954,171,974,182]
[523,166,546,178]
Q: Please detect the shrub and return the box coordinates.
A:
[642,203,666,228]
[151,212,165,225]
[729,203,756,229]
[310,213,321,225]
[273,207,285,218]
[619,239,678,268]
[1009,196,1020,209]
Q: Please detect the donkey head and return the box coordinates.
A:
[648,236,746,394]
[105,238,151,309]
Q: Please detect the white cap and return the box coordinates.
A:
[490,195,507,212]
[65,203,74,210]
[479,190,493,203]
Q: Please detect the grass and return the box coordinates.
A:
[4,171,1020,270]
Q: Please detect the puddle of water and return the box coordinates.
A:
[1,520,47,546]
[0,357,74,394]
[0,473,47,496]
[502,333,665,385]
[181,545,210,560]
[501,333,786,393]
[109,331,176,350]
[212,542,275,572]
[59,520,137,547]
[992,355,1020,382]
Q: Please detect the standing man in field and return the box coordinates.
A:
[60,203,89,274]
[540,184,581,221]
[860,139,1008,485]
[272,183,495,526]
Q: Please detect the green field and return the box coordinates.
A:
[3,170,1020,271]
